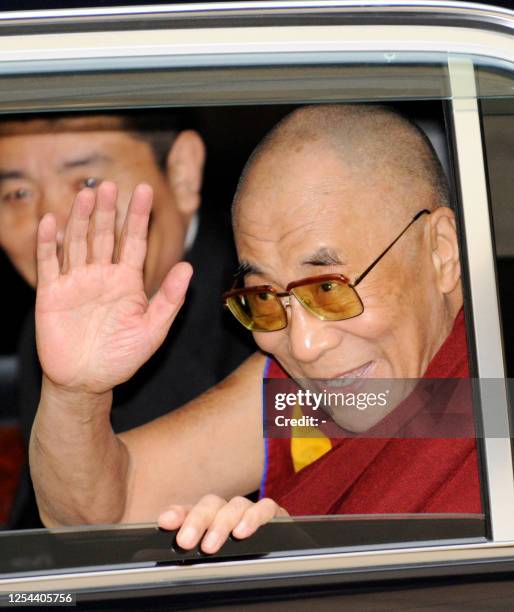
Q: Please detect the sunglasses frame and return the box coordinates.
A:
[224,274,363,331]
[223,208,431,332]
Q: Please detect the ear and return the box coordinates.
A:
[429,207,461,294]
[166,130,206,219]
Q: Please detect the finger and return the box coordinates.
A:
[157,504,192,531]
[62,188,96,272]
[145,262,193,347]
[36,213,60,287]
[175,494,226,550]
[89,181,117,264]
[201,496,252,554]
[232,498,286,540]
[117,183,153,270]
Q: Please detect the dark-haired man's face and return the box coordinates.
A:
[0,118,190,294]
[235,142,462,430]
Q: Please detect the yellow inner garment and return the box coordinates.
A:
[290,403,332,473]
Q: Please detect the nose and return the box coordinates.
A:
[37,188,74,238]
[286,297,343,365]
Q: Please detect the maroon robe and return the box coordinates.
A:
[260,309,482,515]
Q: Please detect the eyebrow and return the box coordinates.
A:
[0,153,113,183]
[59,153,113,171]
[0,170,26,182]
[301,247,346,266]
[235,261,263,277]
[235,247,345,280]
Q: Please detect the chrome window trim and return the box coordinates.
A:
[0,25,512,67]
[448,56,514,542]
[0,1,512,33]
[2,538,514,596]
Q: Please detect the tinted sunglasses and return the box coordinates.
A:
[223,209,430,332]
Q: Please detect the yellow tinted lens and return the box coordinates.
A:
[292,279,363,320]
[227,291,286,331]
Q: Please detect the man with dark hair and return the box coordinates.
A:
[0,112,252,527]
[30,104,480,551]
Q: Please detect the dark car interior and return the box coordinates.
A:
[0,100,454,531]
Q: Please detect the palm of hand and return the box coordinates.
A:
[35,182,192,396]
[37,262,154,393]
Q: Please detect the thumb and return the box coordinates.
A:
[145,261,193,348]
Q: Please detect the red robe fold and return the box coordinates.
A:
[260,309,482,515]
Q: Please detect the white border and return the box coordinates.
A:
[0,0,513,596]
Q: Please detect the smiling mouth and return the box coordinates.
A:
[321,361,375,387]
[329,361,374,380]
[299,361,376,393]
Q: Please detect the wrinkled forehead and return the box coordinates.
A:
[236,197,368,277]
[0,118,155,177]
[234,152,398,279]
[234,143,396,237]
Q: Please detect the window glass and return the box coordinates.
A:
[481,94,514,381]
[1,55,502,582]
[0,56,451,111]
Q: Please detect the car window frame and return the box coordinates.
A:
[0,0,513,602]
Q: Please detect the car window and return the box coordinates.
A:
[0,3,513,605]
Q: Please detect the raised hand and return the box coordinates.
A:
[35,181,192,395]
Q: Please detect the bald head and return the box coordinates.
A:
[233,104,449,225]
[231,102,462,389]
